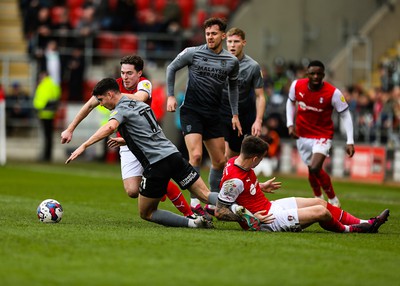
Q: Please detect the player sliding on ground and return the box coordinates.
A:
[66,78,218,229]
[214,135,389,233]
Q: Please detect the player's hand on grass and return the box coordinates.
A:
[107,137,126,148]
[254,210,275,224]
[259,177,281,193]
[65,145,86,164]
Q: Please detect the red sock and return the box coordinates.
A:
[318,169,336,199]
[166,181,193,217]
[326,203,360,225]
[308,172,322,197]
[319,218,346,232]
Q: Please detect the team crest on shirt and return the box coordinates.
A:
[249,183,256,195]
[220,60,226,67]
[340,94,346,102]
[319,97,323,104]
[143,82,150,90]
[222,180,237,199]
[186,125,192,133]
[110,110,118,117]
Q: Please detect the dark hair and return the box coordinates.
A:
[308,60,325,70]
[120,55,144,72]
[92,78,119,96]
[226,27,245,39]
[240,136,269,158]
[204,17,227,32]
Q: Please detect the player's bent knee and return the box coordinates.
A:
[315,205,331,221]
[125,189,139,198]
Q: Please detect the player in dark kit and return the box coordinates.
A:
[166,17,241,218]
[66,78,218,229]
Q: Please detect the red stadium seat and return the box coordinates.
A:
[154,0,167,13]
[197,10,207,28]
[66,0,84,9]
[136,0,151,11]
[119,33,138,55]
[96,32,117,55]
[69,6,83,28]
[50,6,66,25]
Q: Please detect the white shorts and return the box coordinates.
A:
[261,197,302,232]
[296,137,332,165]
[120,146,144,180]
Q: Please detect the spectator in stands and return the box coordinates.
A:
[33,70,61,162]
[109,0,139,31]
[41,40,62,85]
[51,5,73,51]
[31,6,53,58]
[74,3,99,48]
[65,46,85,102]
[5,81,32,135]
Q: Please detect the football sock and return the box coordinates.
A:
[207,192,218,206]
[319,217,346,233]
[308,171,322,197]
[209,167,223,193]
[166,181,193,217]
[151,209,190,227]
[318,169,336,199]
[190,166,201,200]
[326,203,360,225]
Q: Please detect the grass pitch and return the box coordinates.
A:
[0,161,399,286]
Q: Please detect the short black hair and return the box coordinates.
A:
[308,60,325,70]
[92,78,119,96]
[204,17,227,32]
[240,136,269,158]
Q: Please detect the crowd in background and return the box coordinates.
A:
[4,0,400,156]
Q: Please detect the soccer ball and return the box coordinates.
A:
[37,199,63,223]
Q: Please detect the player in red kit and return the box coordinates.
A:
[61,55,194,218]
[214,136,389,233]
[286,60,355,208]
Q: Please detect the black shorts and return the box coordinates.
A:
[180,107,223,140]
[221,112,255,153]
[139,152,200,198]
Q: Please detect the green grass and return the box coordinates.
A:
[1,161,399,286]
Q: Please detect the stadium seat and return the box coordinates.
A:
[136,0,151,11]
[96,32,117,55]
[69,6,83,28]
[197,10,207,27]
[50,6,65,25]
[154,0,167,13]
[119,33,138,55]
[66,0,85,9]
[178,0,194,28]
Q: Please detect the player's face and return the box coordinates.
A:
[95,92,114,110]
[120,64,142,90]
[307,66,325,89]
[226,34,246,58]
[205,25,225,52]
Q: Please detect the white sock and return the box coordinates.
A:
[190,198,200,207]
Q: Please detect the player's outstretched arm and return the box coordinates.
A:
[65,119,118,164]
[61,96,99,144]
[259,177,282,193]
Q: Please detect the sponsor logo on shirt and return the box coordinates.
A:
[298,101,323,112]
